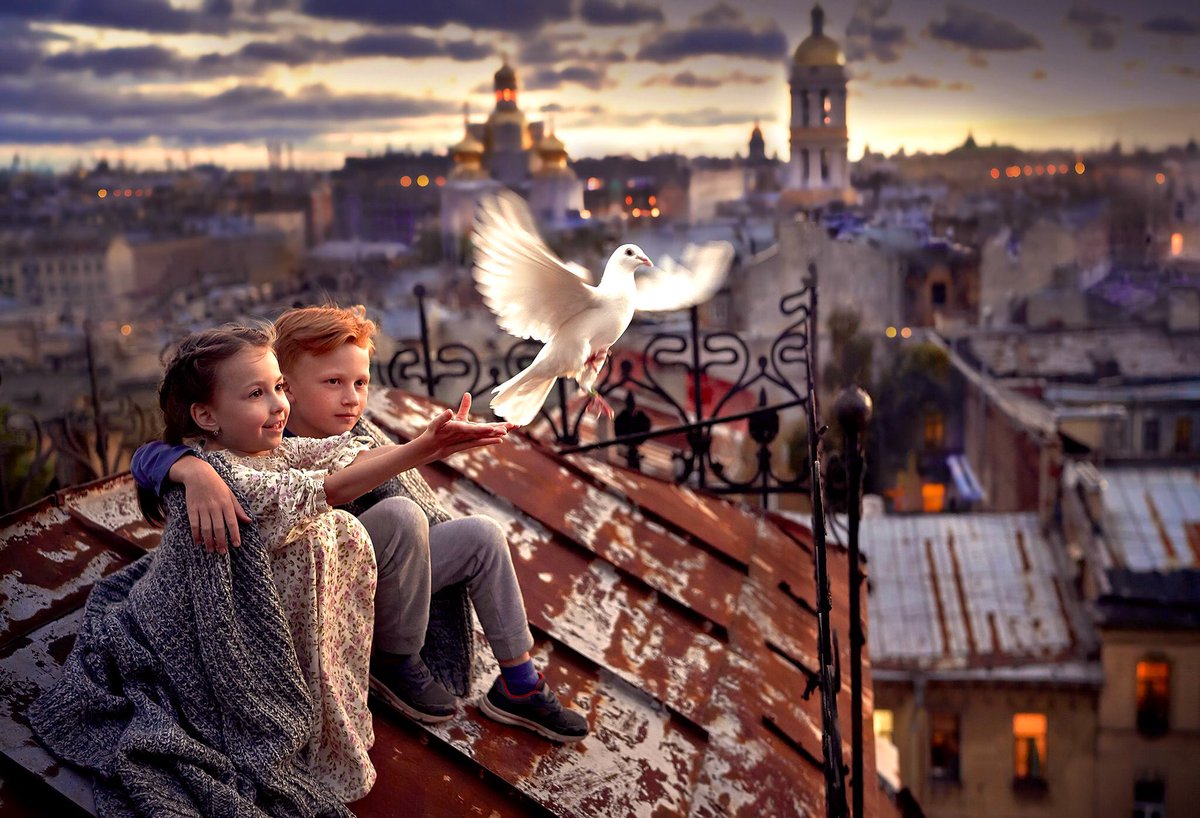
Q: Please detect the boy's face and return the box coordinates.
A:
[281,342,371,438]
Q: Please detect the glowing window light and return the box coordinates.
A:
[1047,165,1056,175]
[650,207,660,217]
[885,326,897,338]
[435,176,446,186]
[134,189,143,197]
[648,195,657,206]
[625,195,633,205]
[632,207,642,217]
[120,323,132,336]
[1023,165,1033,176]
[1058,163,1069,174]
[1171,232,1184,256]
[900,327,912,339]
[1035,165,1044,175]
[587,177,603,191]
[580,209,591,219]
[97,189,107,198]
[124,188,133,197]
[1075,161,1085,174]
[400,176,411,187]
[990,168,1000,179]
[1155,172,1166,185]
[416,175,429,187]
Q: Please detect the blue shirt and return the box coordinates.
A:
[131,430,298,495]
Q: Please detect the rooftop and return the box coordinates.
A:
[859,512,1095,681]
[1094,466,1200,573]
[0,388,887,817]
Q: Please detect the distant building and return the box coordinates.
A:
[783,5,854,209]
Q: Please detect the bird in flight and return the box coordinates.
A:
[472,190,734,426]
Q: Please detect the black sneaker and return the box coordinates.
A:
[478,673,589,743]
[370,654,457,724]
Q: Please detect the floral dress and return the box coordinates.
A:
[222,432,378,802]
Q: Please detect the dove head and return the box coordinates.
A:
[606,244,653,278]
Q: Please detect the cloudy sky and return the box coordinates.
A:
[2,0,1198,170]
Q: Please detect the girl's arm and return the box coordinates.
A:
[323,407,508,506]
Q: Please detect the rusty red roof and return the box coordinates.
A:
[0,387,885,817]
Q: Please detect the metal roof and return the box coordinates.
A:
[1096,467,1200,572]
[0,388,886,818]
[859,512,1089,676]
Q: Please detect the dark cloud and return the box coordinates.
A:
[580,0,662,26]
[635,3,787,63]
[641,70,770,89]
[0,0,241,35]
[539,102,606,115]
[300,0,569,31]
[1066,2,1120,51]
[845,0,909,63]
[44,45,193,77]
[877,74,972,91]
[0,77,458,146]
[525,65,612,91]
[927,4,1041,52]
[517,33,627,66]
[1142,16,1200,36]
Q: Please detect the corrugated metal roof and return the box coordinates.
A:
[0,388,887,817]
[1097,467,1200,572]
[860,513,1084,673]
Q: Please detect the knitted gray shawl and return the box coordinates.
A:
[29,453,353,818]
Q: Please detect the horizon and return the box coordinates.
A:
[2,0,1198,172]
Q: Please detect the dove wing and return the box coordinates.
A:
[473,190,599,342]
[635,241,735,313]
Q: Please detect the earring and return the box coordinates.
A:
[208,426,221,439]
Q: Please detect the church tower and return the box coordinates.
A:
[485,58,531,188]
[786,5,852,206]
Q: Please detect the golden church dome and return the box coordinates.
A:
[793,34,843,66]
[451,133,484,157]
[792,5,843,67]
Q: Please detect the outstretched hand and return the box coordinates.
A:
[415,392,513,462]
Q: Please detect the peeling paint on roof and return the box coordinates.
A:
[0,387,887,818]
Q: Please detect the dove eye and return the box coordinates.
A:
[625,248,633,257]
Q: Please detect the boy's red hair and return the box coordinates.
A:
[273,304,377,372]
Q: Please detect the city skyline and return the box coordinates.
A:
[1,0,1198,171]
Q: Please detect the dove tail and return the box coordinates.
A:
[491,369,558,427]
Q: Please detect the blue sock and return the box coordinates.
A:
[500,660,539,695]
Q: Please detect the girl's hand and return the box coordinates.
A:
[415,393,510,462]
[170,455,252,553]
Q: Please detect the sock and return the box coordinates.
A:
[500,660,539,695]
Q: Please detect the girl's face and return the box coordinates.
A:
[191,347,289,456]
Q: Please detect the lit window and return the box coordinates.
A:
[1075,161,1085,174]
[1136,659,1169,737]
[874,709,894,742]
[929,712,960,782]
[990,168,1000,179]
[1155,172,1166,185]
[1173,416,1193,454]
[1012,713,1047,782]
[923,411,945,450]
[1171,232,1183,257]
[416,174,429,187]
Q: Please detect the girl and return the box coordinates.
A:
[148,324,509,800]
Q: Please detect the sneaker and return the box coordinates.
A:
[370,654,457,724]
[478,673,589,743]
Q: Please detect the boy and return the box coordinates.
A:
[131,305,588,743]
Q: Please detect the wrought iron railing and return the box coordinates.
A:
[380,272,871,817]
[380,279,819,507]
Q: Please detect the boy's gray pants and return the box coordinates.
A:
[358,497,535,662]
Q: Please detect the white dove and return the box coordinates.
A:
[472,190,735,426]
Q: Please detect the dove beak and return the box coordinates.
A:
[639,255,653,269]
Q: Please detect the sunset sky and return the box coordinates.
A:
[2,0,1198,170]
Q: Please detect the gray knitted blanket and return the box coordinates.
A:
[29,453,353,818]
